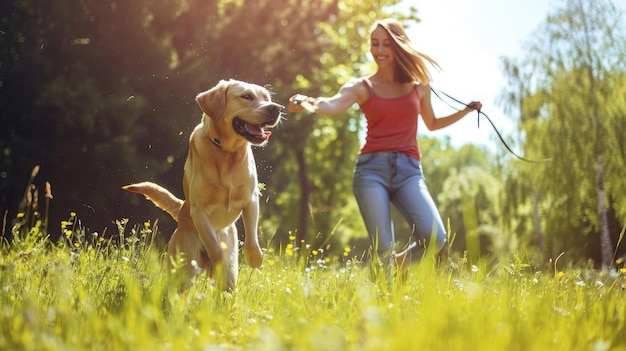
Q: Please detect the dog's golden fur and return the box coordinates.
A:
[123,79,282,290]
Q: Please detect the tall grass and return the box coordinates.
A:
[2,168,625,350]
[1,211,625,351]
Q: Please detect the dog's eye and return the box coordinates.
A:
[241,94,254,101]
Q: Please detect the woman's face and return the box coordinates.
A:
[370,26,394,68]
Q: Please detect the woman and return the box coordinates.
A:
[288,18,481,276]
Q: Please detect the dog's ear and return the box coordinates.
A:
[196,80,230,119]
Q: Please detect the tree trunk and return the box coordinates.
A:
[576,0,613,269]
[295,148,310,247]
[533,191,544,258]
[595,154,613,269]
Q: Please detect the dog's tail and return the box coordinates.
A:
[122,182,183,221]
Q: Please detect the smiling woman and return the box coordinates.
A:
[288,18,482,282]
[370,19,439,85]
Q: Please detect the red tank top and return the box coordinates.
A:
[359,77,422,160]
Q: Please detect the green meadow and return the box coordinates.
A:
[1,214,625,351]
[2,1,625,349]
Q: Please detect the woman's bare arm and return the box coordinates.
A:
[288,80,367,116]
[419,84,482,131]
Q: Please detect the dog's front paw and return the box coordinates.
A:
[243,244,263,268]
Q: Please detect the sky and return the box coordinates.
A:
[405,0,557,150]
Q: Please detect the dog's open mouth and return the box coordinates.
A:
[233,117,275,144]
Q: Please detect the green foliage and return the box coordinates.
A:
[2,220,626,350]
[0,0,419,255]
[260,0,415,250]
[8,0,624,271]
[499,0,626,266]
[416,137,510,262]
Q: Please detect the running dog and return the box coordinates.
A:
[124,79,282,290]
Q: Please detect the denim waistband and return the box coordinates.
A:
[358,151,417,161]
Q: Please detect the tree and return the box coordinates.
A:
[0,0,183,236]
[500,0,626,268]
[260,0,422,252]
[422,139,504,263]
[0,0,414,251]
[499,57,552,264]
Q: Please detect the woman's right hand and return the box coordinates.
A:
[288,94,308,113]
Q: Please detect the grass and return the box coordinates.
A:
[1,211,625,351]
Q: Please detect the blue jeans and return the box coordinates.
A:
[353,152,447,267]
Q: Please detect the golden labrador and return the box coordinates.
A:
[123,79,282,290]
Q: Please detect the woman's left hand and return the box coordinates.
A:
[466,101,482,112]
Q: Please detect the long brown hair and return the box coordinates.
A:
[370,18,440,84]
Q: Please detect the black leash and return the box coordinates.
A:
[430,86,551,163]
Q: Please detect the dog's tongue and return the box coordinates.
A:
[247,123,271,140]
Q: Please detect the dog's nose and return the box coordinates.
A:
[268,103,283,114]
